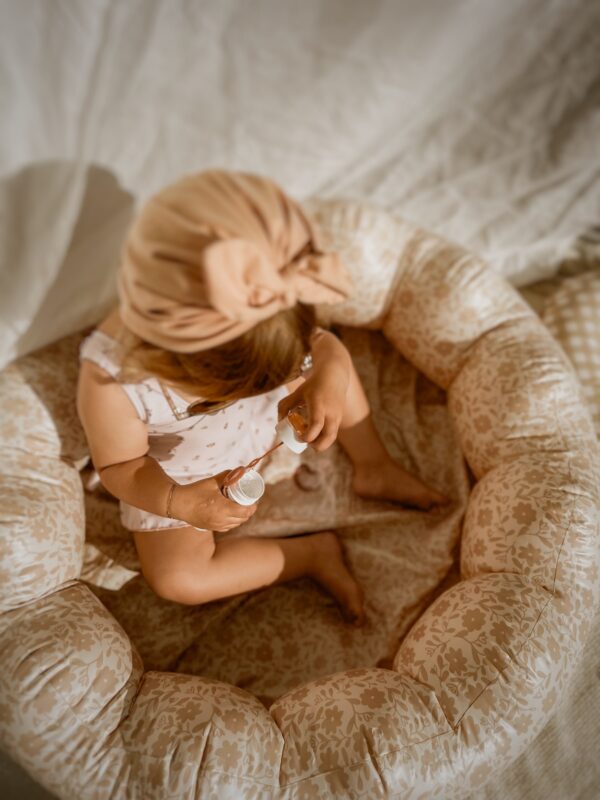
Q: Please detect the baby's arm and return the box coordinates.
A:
[77,359,175,517]
[77,361,255,530]
[277,326,353,451]
[309,326,351,377]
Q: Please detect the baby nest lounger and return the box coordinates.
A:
[0,197,598,799]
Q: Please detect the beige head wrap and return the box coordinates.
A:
[117,169,354,352]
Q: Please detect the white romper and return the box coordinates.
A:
[79,329,309,533]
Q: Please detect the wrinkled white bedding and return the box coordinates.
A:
[1,4,599,798]
[0,0,599,368]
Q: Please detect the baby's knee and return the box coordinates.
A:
[137,527,217,605]
[147,565,214,606]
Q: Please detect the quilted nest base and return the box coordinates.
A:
[81,324,469,705]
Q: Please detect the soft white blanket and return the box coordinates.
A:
[1,0,599,369]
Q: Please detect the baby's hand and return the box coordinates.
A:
[171,470,257,533]
[278,361,349,452]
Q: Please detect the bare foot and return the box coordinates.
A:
[352,457,449,511]
[309,531,366,627]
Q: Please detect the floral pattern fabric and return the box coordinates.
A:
[0,197,598,799]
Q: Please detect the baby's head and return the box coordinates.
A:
[115,168,353,410]
[116,301,316,412]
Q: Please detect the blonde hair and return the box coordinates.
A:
[114,302,317,414]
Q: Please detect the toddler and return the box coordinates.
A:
[77,169,447,627]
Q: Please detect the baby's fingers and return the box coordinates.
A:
[227,502,258,520]
[214,504,257,531]
[310,418,339,451]
[302,410,325,443]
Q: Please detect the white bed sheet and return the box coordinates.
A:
[1,0,599,368]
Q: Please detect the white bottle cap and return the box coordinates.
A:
[276,416,308,453]
[224,468,265,505]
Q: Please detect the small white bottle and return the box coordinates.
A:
[275,416,308,453]
[224,468,265,505]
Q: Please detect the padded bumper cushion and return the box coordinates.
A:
[0,198,598,799]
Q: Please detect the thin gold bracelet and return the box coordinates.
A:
[165,482,177,519]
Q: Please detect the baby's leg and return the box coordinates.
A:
[133,527,365,624]
[336,356,449,510]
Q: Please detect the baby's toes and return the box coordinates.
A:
[345,593,366,627]
[431,488,450,507]
[337,577,366,626]
[412,487,448,511]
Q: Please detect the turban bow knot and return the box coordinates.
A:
[118,169,354,351]
[201,238,351,323]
